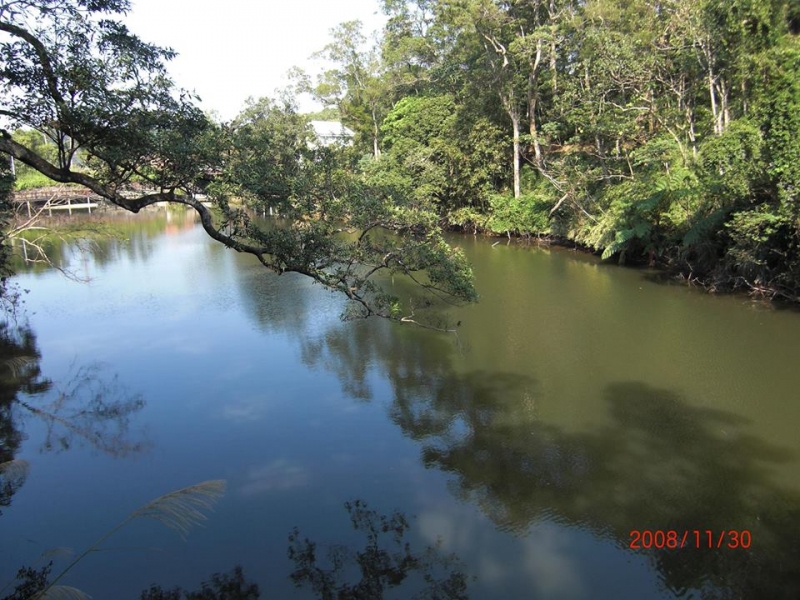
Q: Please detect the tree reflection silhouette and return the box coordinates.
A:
[139,567,259,600]
[288,499,468,600]
[0,321,52,513]
[15,360,147,456]
[291,318,800,599]
[0,321,148,514]
[89,501,466,600]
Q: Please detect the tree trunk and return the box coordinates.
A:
[528,38,543,168]
[528,83,542,167]
[512,108,521,199]
[709,68,720,135]
[372,109,381,159]
[596,135,609,181]
[718,78,730,130]
[549,0,558,93]
[500,89,522,199]
[687,105,697,159]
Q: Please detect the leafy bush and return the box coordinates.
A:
[487,192,551,236]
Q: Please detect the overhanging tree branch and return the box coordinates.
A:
[0,0,477,328]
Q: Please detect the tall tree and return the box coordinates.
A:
[310,20,390,159]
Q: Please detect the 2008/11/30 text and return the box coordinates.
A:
[629,530,752,550]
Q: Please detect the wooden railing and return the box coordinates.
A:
[10,184,167,216]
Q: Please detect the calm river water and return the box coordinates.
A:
[2,209,800,599]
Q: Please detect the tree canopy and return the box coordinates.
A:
[0,0,477,323]
[298,0,799,301]
[3,0,800,304]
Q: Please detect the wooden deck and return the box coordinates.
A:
[11,185,213,215]
[12,187,102,215]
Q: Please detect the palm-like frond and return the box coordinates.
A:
[129,480,226,538]
[36,479,227,597]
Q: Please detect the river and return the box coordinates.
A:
[2,208,799,599]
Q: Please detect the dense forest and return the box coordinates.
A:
[294,0,800,300]
[1,0,799,305]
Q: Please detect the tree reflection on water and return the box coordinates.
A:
[0,321,148,513]
[4,500,469,600]
[289,317,800,600]
[0,322,49,514]
[136,499,468,600]
[286,499,468,600]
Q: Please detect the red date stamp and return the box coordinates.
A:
[629,530,752,550]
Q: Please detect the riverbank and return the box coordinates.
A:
[448,220,800,306]
[11,204,799,308]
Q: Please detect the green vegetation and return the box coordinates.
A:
[11,170,56,191]
[2,0,799,304]
[7,130,59,190]
[0,0,476,325]
[294,0,800,300]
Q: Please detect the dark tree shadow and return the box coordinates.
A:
[406,380,800,599]
[288,311,800,599]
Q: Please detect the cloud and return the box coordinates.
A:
[221,396,270,423]
[417,503,585,599]
[240,459,310,496]
[520,526,585,599]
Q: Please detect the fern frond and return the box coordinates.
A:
[130,480,226,538]
[683,208,730,248]
[37,585,91,600]
[632,222,652,238]
[601,240,622,260]
[638,192,663,212]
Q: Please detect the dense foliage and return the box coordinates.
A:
[0,0,477,323]
[2,0,799,304]
[301,0,799,300]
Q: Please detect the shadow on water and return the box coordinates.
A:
[637,268,800,314]
[0,321,149,515]
[288,313,800,599]
[4,500,470,600]
[418,380,800,598]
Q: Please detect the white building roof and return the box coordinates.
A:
[309,120,355,146]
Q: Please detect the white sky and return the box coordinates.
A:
[124,0,387,120]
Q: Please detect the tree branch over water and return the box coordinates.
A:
[0,0,477,325]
